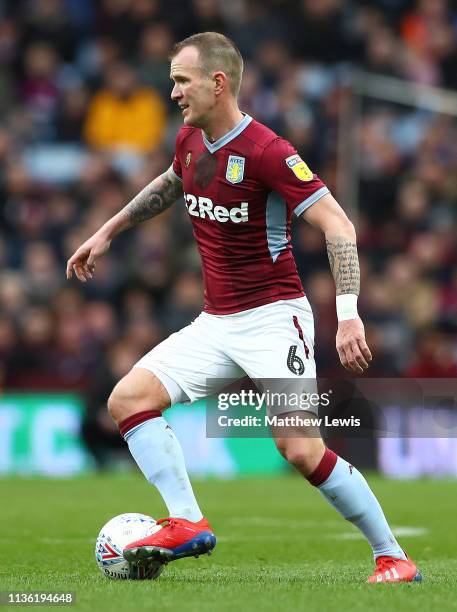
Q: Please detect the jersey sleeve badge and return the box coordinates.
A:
[226,155,245,184]
[285,154,313,181]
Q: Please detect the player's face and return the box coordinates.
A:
[170,46,216,128]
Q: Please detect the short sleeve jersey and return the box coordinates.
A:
[172,114,329,315]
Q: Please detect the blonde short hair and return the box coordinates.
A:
[170,32,244,97]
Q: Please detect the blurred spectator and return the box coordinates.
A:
[405,325,457,377]
[76,35,122,85]
[0,19,19,116]
[0,316,17,384]
[19,41,61,140]
[127,220,174,292]
[136,22,173,103]
[186,0,226,38]
[20,0,78,62]
[123,317,162,355]
[81,339,143,469]
[83,60,167,153]
[96,0,163,57]
[44,190,80,256]
[363,26,401,77]
[84,300,119,347]
[23,241,63,301]
[0,272,27,323]
[165,270,204,332]
[7,305,56,388]
[226,1,290,60]
[293,0,358,64]
[121,287,156,321]
[55,84,89,142]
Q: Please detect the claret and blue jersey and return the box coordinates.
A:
[172,113,329,315]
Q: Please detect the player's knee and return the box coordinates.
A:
[107,369,170,425]
[107,384,162,424]
[275,438,325,475]
[106,387,130,424]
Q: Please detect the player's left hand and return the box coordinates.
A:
[336,318,372,374]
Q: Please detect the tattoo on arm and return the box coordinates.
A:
[325,236,360,295]
[124,169,183,225]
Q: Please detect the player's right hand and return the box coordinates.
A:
[66,233,111,282]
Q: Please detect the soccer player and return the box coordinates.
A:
[67,32,421,583]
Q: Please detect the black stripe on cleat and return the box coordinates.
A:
[129,560,165,581]
[124,545,174,565]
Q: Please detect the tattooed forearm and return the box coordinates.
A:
[124,169,183,225]
[325,235,360,295]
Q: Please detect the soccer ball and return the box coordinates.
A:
[95,513,164,580]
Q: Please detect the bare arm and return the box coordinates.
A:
[302,192,371,373]
[325,234,360,296]
[302,192,359,295]
[100,166,183,239]
[66,166,182,281]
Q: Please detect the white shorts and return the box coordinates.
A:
[134,296,318,414]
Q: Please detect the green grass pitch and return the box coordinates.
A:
[0,472,456,611]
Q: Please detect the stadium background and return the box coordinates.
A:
[0,0,457,478]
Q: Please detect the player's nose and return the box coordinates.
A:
[171,84,182,101]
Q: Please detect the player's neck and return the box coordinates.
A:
[202,107,244,143]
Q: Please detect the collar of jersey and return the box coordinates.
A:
[202,113,253,154]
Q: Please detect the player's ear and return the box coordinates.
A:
[213,71,228,96]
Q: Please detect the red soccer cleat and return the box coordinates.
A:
[367,553,422,583]
[123,517,216,566]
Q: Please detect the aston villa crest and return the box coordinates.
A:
[226,155,245,184]
[185,151,192,167]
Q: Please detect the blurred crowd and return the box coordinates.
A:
[0,0,457,463]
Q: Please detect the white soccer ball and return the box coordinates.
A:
[95,513,164,580]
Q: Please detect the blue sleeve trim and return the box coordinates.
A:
[294,186,330,217]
